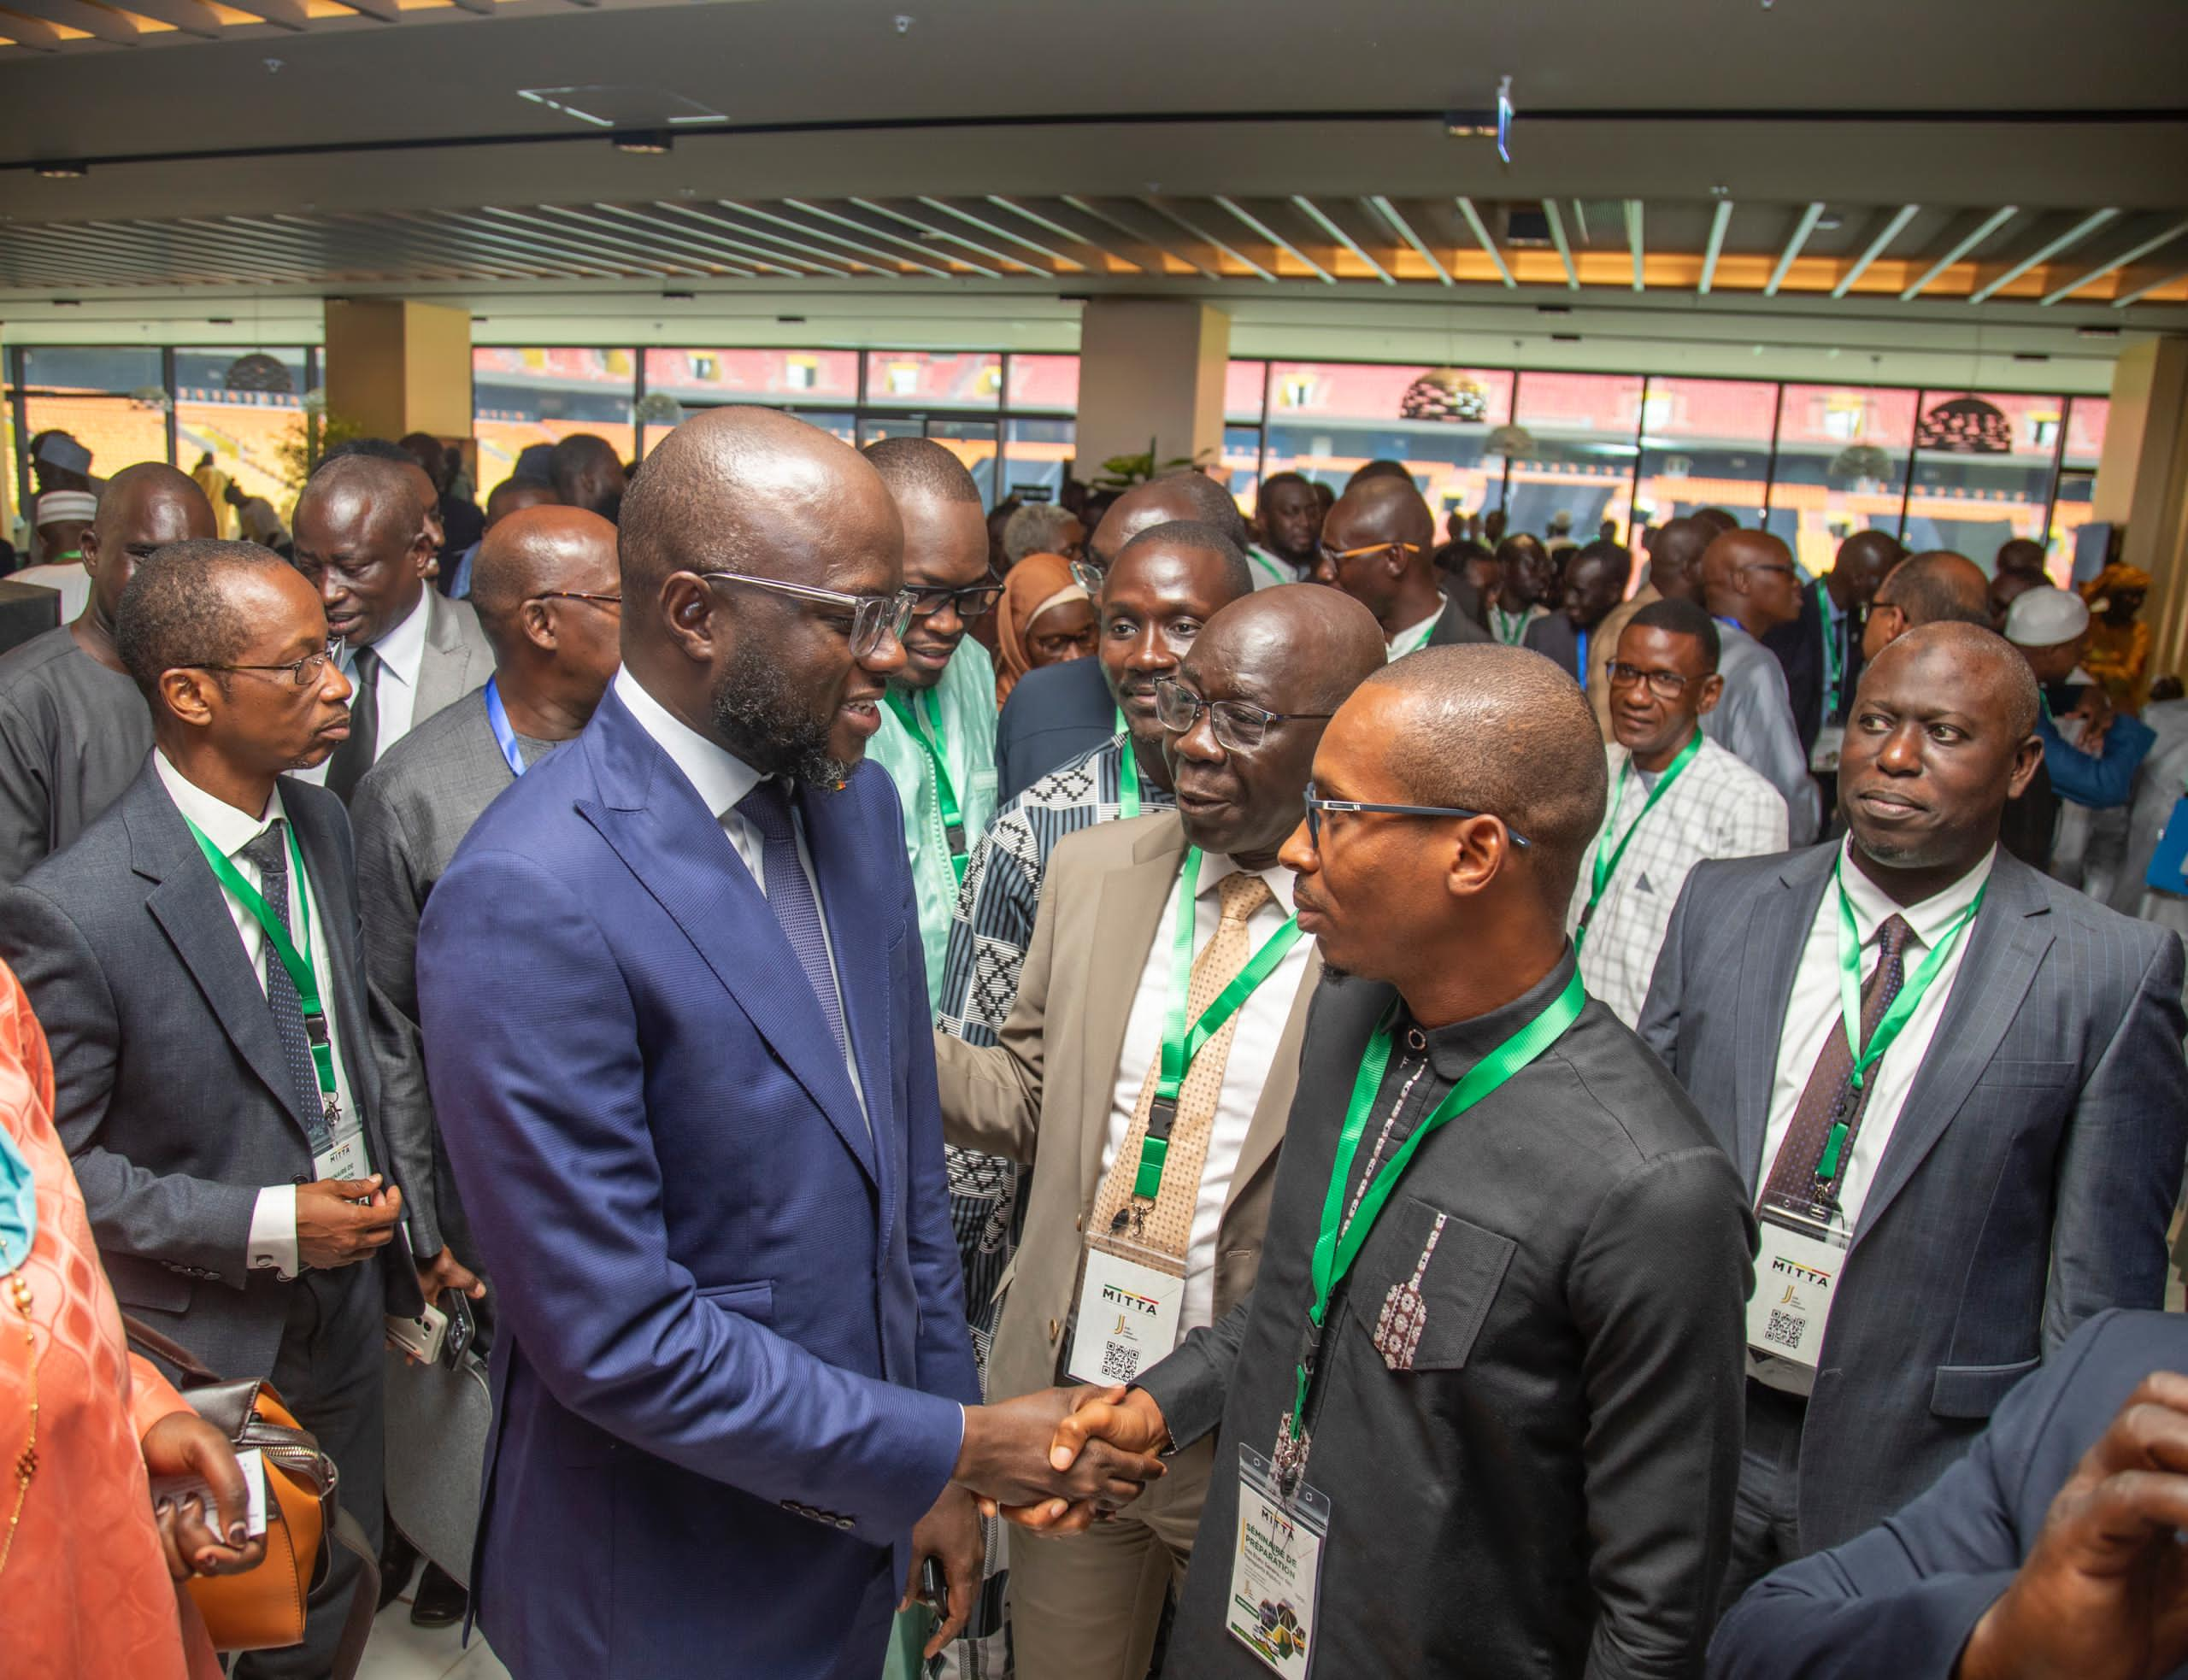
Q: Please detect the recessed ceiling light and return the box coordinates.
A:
[35,162,87,180]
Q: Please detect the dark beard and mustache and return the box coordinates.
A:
[708,637,858,788]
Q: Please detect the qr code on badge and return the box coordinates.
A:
[1100,1342,1140,1383]
[1764,1308,1806,1351]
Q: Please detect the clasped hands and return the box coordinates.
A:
[956,1383,1174,1535]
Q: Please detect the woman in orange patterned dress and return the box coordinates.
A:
[0,956,263,1676]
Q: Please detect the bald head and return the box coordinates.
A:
[297,451,424,541]
[81,461,219,631]
[1879,551,1991,629]
[471,506,620,633]
[1367,645,1609,903]
[1089,472,1248,567]
[861,435,982,507]
[1873,620,2040,737]
[1316,476,1440,626]
[1995,537,2049,579]
[1325,475,1435,554]
[1699,529,1802,633]
[1830,530,1905,609]
[550,433,626,520]
[1203,582,1387,714]
[1649,516,1710,603]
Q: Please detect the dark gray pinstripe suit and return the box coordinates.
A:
[1640,841,2187,1560]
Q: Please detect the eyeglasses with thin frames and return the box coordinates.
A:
[186,638,344,689]
[532,590,622,610]
[1302,782,1532,849]
[698,573,916,658]
[1154,676,1331,754]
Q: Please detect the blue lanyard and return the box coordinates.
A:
[483,679,527,778]
[1575,627,1590,683]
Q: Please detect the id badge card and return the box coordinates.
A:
[1809,723,1846,774]
[1746,1208,1848,1371]
[1064,1231,1184,1386]
[312,1101,369,1184]
[1227,1443,1328,1677]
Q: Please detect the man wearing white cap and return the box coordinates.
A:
[8,490,100,620]
[2003,585,2155,812]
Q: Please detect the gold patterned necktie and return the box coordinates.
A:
[1091,869,1277,1260]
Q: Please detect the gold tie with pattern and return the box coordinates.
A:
[1090,869,1276,1262]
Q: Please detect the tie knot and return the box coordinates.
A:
[351,644,379,680]
[735,778,797,842]
[1877,913,1913,965]
[238,818,288,876]
[1217,870,1273,925]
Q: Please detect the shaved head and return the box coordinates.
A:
[1648,516,1710,603]
[1874,620,2041,737]
[1089,471,1248,567]
[861,435,982,506]
[1326,475,1435,553]
[1201,582,1387,714]
[1878,550,1991,629]
[1699,528,1803,634]
[1366,644,1609,904]
[297,451,424,542]
[471,506,619,635]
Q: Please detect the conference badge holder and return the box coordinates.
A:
[1809,724,1846,775]
[1746,1206,1846,1372]
[1064,1226,1184,1387]
[1226,1442,1328,1677]
[311,1096,369,1185]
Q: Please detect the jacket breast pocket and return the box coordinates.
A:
[1973,1058,2080,1092]
[694,1279,776,1326]
[1344,1197,1515,1373]
[1931,1357,2040,1419]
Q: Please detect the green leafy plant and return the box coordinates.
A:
[1091,436,1216,490]
[274,410,365,493]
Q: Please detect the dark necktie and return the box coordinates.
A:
[1762,913,1914,1219]
[325,645,379,802]
[238,820,331,1150]
[734,780,849,1059]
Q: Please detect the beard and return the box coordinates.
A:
[709,637,856,788]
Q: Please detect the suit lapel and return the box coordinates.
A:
[1220,949,1320,1221]
[1731,849,1836,1185]
[581,695,879,1186]
[126,771,315,1140]
[801,774,896,1236]
[1853,857,2053,1247]
[1077,816,1191,1208]
[413,594,473,723]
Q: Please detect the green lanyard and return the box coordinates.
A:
[1491,606,1531,647]
[1288,971,1584,1440]
[885,689,968,881]
[1132,848,1303,1201]
[1576,731,1703,946]
[184,817,337,1099]
[1820,597,1845,722]
[1821,856,1986,1180]
[1391,615,1438,658]
[1113,706,1141,819]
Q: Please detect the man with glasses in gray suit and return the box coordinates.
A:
[1641,620,2188,1607]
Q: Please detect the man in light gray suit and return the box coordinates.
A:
[0,540,422,1678]
[291,452,493,801]
[1641,621,2188,1607]
[354,505,621,1307]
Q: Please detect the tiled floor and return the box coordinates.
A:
[354,1592,510,1680]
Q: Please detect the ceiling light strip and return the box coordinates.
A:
[1900,205,2019,300]
[1832,203,1920,297]
[1455,197,1515,286]
[2042,214,2188,305]
[1368,195,1453,285]
[1970,208,2121,303]
[1291,197,1391,283]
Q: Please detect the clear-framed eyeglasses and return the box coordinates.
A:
[699,573,916,658]
[1154,676,1332,753]
[186,637,344,688]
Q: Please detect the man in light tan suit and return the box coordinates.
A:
[933,585,1388,1680]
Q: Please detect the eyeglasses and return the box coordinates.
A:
[1606,661,1701,700]
[699,572,916,658]
[1741,561,1799,580]
[188,638,344,689]
[908,579,1004,620]
[1315,540,1420,571]
[532,590,622,611]
[1154,676,1331,753]
[1070,559,1104,596]
[1302,783,1532,849]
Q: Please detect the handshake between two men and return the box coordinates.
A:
[902,1383,1178,1655]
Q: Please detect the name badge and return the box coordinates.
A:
[1064,1233,1184,1387]
[1746,1210,1847,1371]
[1226,1443,1328,1677]
[1809,723,1847,774]
[313,1101,370,1184]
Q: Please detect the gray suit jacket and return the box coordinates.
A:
[1638,842,2187,1553]
[351,690,521,1257]
[0,757,423,1380]
[411,591,492,731]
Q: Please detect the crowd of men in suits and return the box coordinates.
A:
[0,411,2183,1680]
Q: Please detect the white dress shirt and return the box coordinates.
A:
[1099,851,1315,1330]
[1751,837,1997,1392]
[1386,596,1445,661]
[291,590,431,785]
[154,752,362,1278]
[613,667,868,1131]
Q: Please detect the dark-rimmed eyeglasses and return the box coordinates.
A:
[1302,782,1532,849]
[699,572,916,658]
[908,579,1004,620]
[185,638,343,689]
[1606,661,1701,701]
[1155,676,1331,753]
[532,590,622,611]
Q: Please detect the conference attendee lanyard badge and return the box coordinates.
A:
[2147,773,2188,894]
[184,819,367,1179]
[885,689,969,884]
[1574,730,1703,949]
[1068,848,1301,1389]
[1748,859,1986,1372]
[1810,597,1848,774]
[1228,972,1585,1677]
[1114,704,1141,820]
[482,678,529,778]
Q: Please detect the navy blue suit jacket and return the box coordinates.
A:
[416,685,979,1679]
[994,653,1114,803]
[1710,1309,2188,1679]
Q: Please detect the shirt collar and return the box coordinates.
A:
[613,666,766,821]
[1387,596,1445,652]
[1192,847,1299,917]
[1835,837,1996,952]
[154,749,290,856]
[361,590,430,689]
[1409,947,1580,1085]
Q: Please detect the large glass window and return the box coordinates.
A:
[1503,373,1644,541]
[472,348,636,499]
[1903,391,2063,567]
[1002,416,1076,502]
[1633,378,1776,544]
[172,348,310,530]
[642,348,859,407]
[1766,385,1918,575]
[1262,361,1516,529]
[863,351,1003,408]
[929,419,1000,504]
[16,346,170,504]
[2050,396,2109,579]
[1007,354,1079,414]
